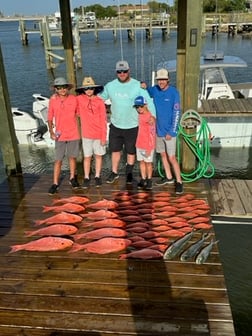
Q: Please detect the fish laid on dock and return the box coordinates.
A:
[69,237,131,254]
[119,248,163,259]
[163,231,194,260]
[34,212,83,226]
[42,202,85,213]
[52,196,90,205]
[180,233,210,262]
[73,228,127,241]
[9,237,74,253]
[195,239,219,264]
[25,224,78,237]
[86,199,118,210]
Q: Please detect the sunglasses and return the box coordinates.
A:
[116,70,129,74]
[55,85,68,90]
[83,87,94,90]
[135,105,144,108]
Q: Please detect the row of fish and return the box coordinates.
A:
[9,192,216,263]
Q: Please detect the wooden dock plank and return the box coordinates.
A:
[0,174,244,336]
[221,179,246,215]
[233,179,252,215]
[208,180,232,215]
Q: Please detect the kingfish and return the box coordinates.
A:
[195,239,219,264]
[180,233,210,262]
[163,230,194,260]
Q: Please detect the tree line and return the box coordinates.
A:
[73,0,250,20]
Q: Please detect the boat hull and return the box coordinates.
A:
[205,116,252,148]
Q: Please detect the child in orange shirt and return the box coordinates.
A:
[76,77,107,188]
[134,96,156,190]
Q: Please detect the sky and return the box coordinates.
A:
[0,0,174,16]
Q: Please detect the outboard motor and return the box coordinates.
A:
[33,124,48,142]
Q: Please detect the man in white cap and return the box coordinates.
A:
[99,60,156,185]
[142,68,183,194]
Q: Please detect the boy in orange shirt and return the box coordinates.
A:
[134,96,156,190]
[47,77,80,195]
[76,77,107,188]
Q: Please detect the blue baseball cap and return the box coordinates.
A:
[133,96,147,107]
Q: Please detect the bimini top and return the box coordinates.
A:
[157,51,248,72]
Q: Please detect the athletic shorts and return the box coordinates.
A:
[82,138,106,157]
[136,148,155,163]
[55,140,80,161]
[156,136,177,156]
[109,123,138,154]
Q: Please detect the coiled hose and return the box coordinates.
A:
[157,109,215,182]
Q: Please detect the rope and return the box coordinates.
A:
[157,109,215,182]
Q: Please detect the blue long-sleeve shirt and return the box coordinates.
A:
[147,85,180,137]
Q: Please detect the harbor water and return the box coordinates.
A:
[0,20,252,335]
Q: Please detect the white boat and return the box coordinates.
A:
[12,94,54,147]
[158,52,252,148]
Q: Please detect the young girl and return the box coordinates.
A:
[134,96,156,190]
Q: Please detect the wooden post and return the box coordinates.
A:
[19,20,28,45]
[0,45,22,176]
[41,17,52,69]
[59,0,76,88]
[72,21,82,69]
[176,0,203,172]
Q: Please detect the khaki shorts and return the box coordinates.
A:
[156,136,176,156]
[55,140,80,160]
[82,138,106,157]
[136,148,155,163]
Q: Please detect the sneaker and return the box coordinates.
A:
[106,171,119,184]
[82,178,90,189]
[48,184,59,195]
[146,179,153,190]
[126,173,133,184]
[155,177,174,186]
[175,182,183,194]
[137,179,146,189]
[95,177,102,187]
[69,177,80,189]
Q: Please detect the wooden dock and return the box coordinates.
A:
[198,97,252,116]
[1,174,250,335]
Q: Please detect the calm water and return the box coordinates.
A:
[1,20,252,335]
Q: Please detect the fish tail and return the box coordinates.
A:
[71,234,83,241]
[9,245,22,253]
[24,230,34,237]
[67,243,84,253]
[34,220,44,226]
[118,254,127,260]
[42,206,51,213]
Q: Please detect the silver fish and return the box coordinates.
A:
[180,233,210,262]
[163,231,194,260]
[195,239,219,264]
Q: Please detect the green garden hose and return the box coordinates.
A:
[157,109,215,182]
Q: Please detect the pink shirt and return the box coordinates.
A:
[47,94,80,141]
[77,94,107,143]
[136,111,156,151]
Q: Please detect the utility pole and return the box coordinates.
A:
[59,0,76,88]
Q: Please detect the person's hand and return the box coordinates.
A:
[165,134,172,141]
[148,116,155,125]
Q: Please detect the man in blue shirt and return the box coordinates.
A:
[146,68,183,194]
[100,60,156,184]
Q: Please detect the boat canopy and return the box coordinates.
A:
[158,52,247,72]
